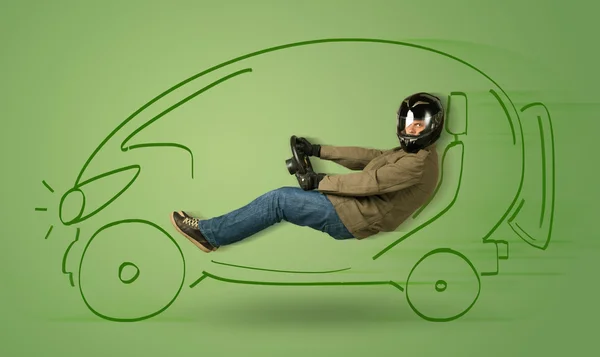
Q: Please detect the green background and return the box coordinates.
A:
[1,0,598,356]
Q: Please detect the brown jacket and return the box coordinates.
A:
[317,144,439,239]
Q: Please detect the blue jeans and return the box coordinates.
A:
[196,186,355,247]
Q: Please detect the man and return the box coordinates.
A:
[170,92,444,252]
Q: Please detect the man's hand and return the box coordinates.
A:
[296,171,326,191]
[295,137,321,157]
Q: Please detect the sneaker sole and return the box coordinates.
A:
[170,212,215,253]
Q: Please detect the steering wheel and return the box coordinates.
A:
[286,135,314,175]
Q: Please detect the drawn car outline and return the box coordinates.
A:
[40,38,555,322]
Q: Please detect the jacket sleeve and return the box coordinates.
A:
[319,145,390,171]
[317,157,424,196]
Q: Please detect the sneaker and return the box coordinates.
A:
[170,211,217,252]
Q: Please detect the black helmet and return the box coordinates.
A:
[396,92,445,153]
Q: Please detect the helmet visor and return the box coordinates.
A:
[397,111,433,137]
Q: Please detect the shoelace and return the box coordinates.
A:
[182,216,199,229]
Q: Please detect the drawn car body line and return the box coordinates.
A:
[62,227,80,287]
[191,271,405,292]
[478,89,526,244]
[480,240,509,276]
[209,259,352,274]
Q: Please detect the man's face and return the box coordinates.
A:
[404,119,426,136]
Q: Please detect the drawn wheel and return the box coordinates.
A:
[78,219,186,322]
[406,248,481,322]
